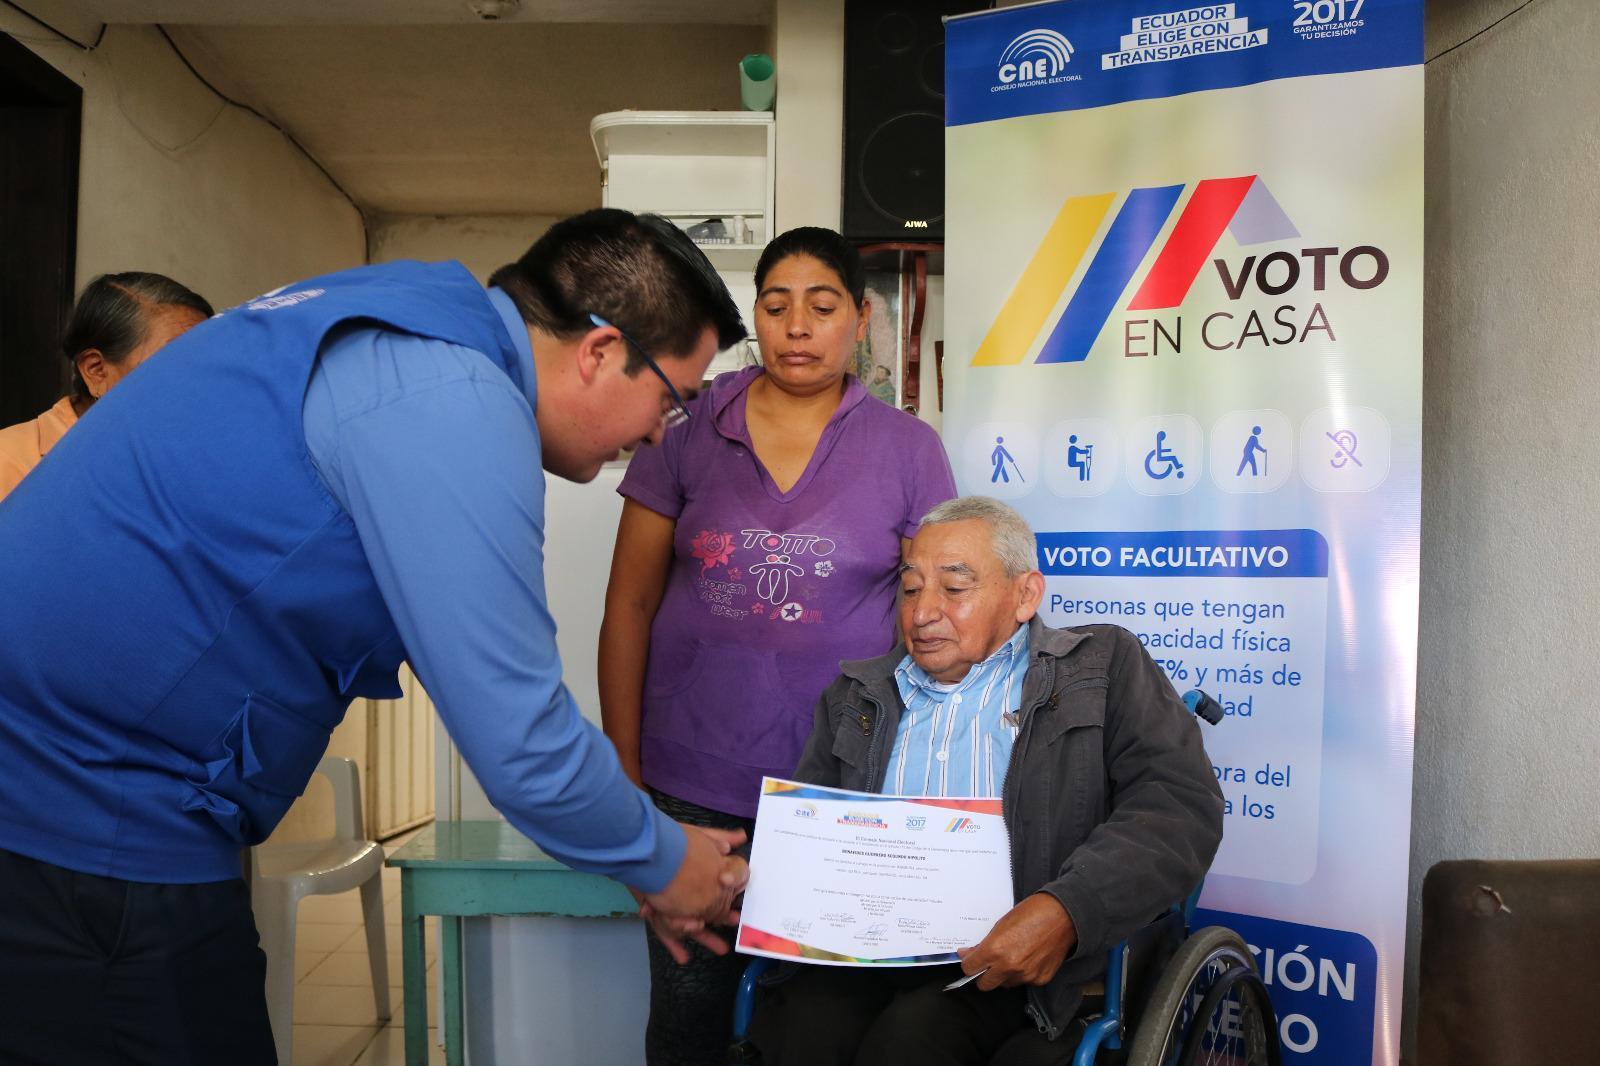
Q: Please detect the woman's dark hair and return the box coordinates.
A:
[489,208,747,372]
[61,272,213,399]
[754,227,866,308]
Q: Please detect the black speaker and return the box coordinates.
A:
[842,0,979,242]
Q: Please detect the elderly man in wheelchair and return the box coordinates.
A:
[737,496,1232,1066]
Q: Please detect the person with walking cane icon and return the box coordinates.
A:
[1236,426,1268,477]
[990,436,1024,484]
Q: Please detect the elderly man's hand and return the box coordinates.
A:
[641,824,748,961]
[957,893,1077,990]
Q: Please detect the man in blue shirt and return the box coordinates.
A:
[0,209,751,1064]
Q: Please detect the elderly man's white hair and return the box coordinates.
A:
[918,496,1038,577]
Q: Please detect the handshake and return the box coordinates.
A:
[637,823,751,963]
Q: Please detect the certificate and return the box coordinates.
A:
[736,778,1013,966]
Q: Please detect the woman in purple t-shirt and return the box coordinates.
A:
[600,227,956,1065]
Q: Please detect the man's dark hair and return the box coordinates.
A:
[755,226,867,308]
[61,272,213,399]
[489,208,747,373]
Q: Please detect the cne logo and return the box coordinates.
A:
[945,817,982,833]
[998,28,1075,85]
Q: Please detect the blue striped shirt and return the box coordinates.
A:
[887,625,1031,798]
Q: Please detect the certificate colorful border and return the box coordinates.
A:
[738,779,1007,966]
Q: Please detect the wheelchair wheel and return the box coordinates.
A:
[1177,962,1279,1066]
[727,1038,763,1065]
[1122,925,1258,1066]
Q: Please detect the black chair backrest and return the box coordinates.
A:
[1420,858,1600,1065]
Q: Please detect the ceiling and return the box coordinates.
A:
[76,1,771,26]
[165,20,768,216]
[44,1,772,217]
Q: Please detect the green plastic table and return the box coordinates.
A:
[386,821,637,1065]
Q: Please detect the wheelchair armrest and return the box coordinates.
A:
[733,957,777,1038]
[1115,910,1186,1039]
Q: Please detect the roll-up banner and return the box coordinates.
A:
[943,2,1421,1061]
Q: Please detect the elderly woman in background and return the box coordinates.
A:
[0,272,212,500]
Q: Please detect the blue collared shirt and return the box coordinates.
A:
[299,286,685,892]
[887,624,1031,799]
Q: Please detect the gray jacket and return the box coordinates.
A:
[791,617,1225,1039]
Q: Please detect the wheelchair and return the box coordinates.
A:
[726,690,1281,1066]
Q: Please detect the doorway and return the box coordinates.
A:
[0,33,79,426]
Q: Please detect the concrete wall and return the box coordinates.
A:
[367,213,559,281]
[772,0,844,232]
[1406,0,1600,1053]
[5,20,365,307]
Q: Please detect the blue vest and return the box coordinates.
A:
[0,260,522,882]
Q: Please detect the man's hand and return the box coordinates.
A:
[956,893,1077,990]
[642,823,748,945]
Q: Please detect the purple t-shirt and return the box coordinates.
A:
[619,366,957,817]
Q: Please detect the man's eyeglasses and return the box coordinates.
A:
[587,313,692,429]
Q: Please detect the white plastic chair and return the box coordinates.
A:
[251,756,391,1063]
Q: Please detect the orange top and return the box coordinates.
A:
[0,396,78,501]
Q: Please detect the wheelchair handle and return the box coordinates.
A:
[1182,688,1225,726]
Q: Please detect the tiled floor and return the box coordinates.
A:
[287,832,446,1066]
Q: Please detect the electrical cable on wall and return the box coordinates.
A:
[154,26,370,259]
[1,0,104,50]
[1427,0,1539,62]
[3,1,371,260]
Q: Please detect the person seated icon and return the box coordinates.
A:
[1066,434,1092,482]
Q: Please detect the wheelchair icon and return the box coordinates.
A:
[1144,430,1186,481]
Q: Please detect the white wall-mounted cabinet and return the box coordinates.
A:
[592,110,775,375]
